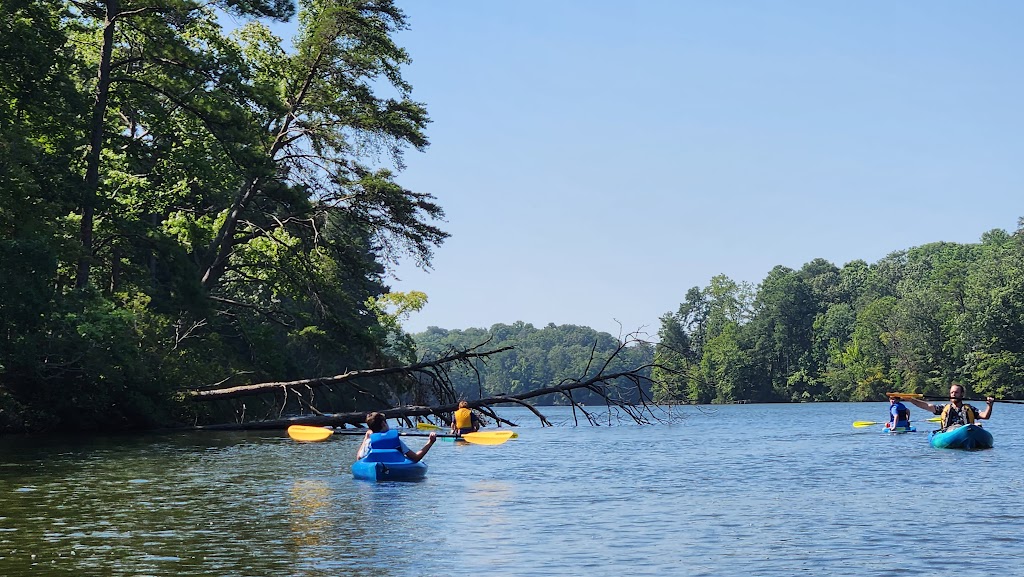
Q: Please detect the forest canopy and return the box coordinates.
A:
[1,0,446,432]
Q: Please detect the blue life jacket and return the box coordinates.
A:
[891,402,911,428]
[362,429,407,463]
[368,429,402,450]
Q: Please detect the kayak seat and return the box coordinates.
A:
[362,449,406,463]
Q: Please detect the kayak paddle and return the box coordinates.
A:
[885,392,923,399]
[417,422,519,438]
[887,391,1024,405]
[458,430,516,444]
[288,424,335,442]
[286,425,515,445]
[852,416,941,428]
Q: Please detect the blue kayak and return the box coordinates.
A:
[352,429,429,481]
[351,449,427,481]
[928,424,994,450]
[883,425,916,434]
[351,448,427,481]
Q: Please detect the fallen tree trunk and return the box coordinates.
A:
[187,345,513,401]
[194,366,665,431]
[188,332,675,431]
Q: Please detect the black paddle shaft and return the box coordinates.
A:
[921,395,1024,405]
[330,429,460,438]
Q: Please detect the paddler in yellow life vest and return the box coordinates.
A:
[451,400,483,436]
[904,382,994,431]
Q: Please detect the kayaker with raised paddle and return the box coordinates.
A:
[904,383,993,431]
[357,412,437,462]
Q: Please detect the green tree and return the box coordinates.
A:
[746,266,817,400]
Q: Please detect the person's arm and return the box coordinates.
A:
[906,397,938,414]
[977,397,995,420]
[404,432,437,463]
[356,431,371,459]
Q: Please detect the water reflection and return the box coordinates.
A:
[289,479,331,548]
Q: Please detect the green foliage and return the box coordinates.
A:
[651,313,693,403]
[656,223,1024,404]
[412,323,654,405]
[0,0,448,432]
[698,323,753,403]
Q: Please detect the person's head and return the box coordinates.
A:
[459,400,469,409]
[366,412,389,433]
[949,383,966,401]
[889,397,899,404]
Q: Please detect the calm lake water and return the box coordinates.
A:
[2,402,1023,576]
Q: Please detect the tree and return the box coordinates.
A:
[747,266,817,400]
[0,0,454,432]
[652,312,693,402]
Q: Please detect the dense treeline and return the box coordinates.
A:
[4,1,1022,434]
[413,323,656,405]
[652,226,1024,404]
[0,0,445,432]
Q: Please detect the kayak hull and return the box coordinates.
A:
[884,426,916,434]
[351,449,427,481]
[928,424,993,450]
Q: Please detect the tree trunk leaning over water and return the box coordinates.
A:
[186,344,513,402]
[189,332,672,431]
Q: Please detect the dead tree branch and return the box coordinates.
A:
[186,343,513,401]
[188,331,674,432]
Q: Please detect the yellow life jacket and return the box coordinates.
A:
[454,407,475,430]
[940,403,976,429]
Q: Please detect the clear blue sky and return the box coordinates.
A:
[263,1,1023,337]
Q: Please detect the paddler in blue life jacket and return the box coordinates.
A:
[357,412,436,462]
[904,382,994,431]
[451,400,482,436]
[886,396,912,431]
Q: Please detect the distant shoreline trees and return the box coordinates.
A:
[652,225,1024,404]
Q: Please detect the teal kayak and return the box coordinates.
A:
[883,425,916,434]
[928,424,993,450]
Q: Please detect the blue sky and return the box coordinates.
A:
[261,1,1023,337]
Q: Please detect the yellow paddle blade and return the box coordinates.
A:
[852,421,880,428]
[287,425,335,442]
[460,430,515,445]
[886,392,923,399]
[418,422,519,439]
[926,416,941,422]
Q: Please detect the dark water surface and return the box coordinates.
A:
[2,402,1023,576]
